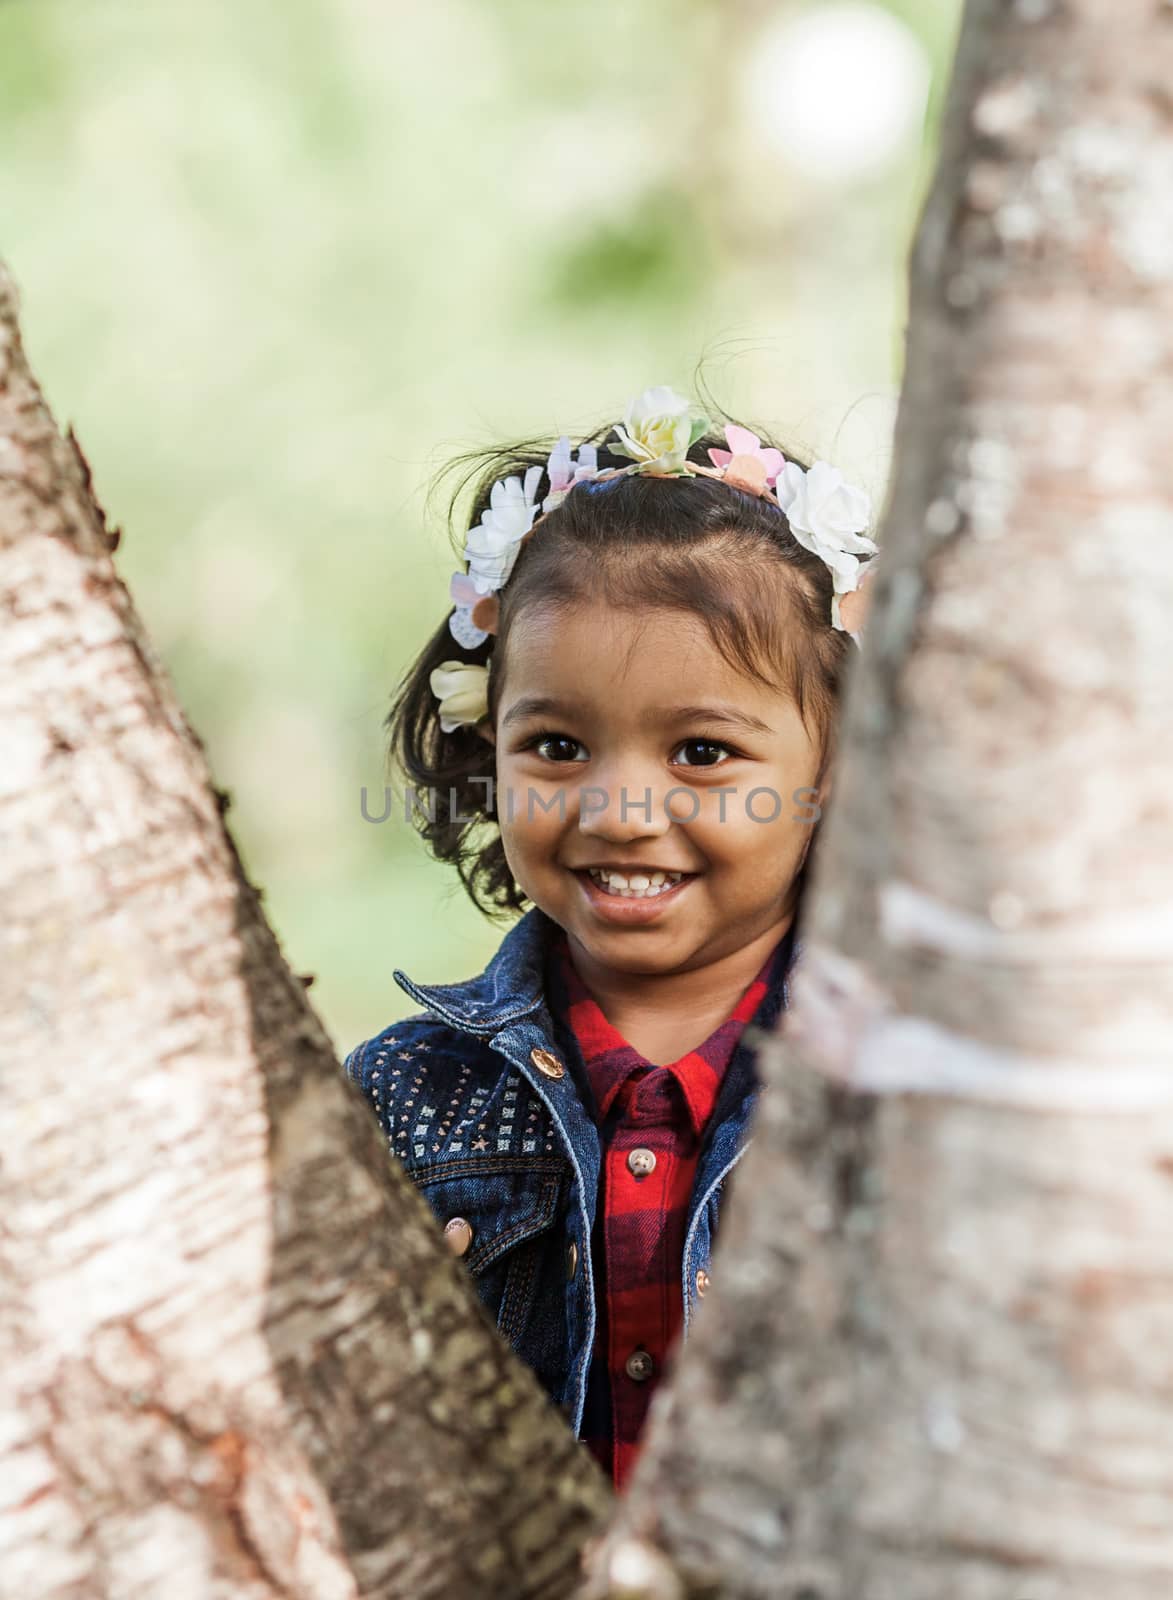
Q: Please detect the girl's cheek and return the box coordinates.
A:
[702,803,807,868]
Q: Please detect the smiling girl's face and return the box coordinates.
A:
[484,597,828,979]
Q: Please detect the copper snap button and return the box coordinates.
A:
[530,1047,565,1080]
[627,1147,657,1177]
[624,1349,654,1383]
[443,1217,473,1257]
[696,1267,710,1299]
[566,1239,579,1281]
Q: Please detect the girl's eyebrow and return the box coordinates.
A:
[500,695,774,736]
[500,694,580,729]
[664,704,775,736]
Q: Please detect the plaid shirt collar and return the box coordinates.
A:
[550,931,789,1137]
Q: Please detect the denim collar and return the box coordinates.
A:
[393,906,555,1036]
[394,905,804,1044]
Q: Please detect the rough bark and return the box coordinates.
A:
[0,262,609,1600]
[585,2,1173,1597]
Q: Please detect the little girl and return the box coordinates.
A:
[343,385,877,1490]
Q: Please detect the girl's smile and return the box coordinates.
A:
[571,863,699,923]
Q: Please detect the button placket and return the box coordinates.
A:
[604,1112,676,1440]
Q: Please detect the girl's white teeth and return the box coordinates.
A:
[585,868,686,898]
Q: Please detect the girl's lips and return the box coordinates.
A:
[571,868,696,925]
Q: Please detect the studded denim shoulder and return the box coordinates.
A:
[344,1012,562,1168]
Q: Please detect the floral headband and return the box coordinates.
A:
[429,385,879,732]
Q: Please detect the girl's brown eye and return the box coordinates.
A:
[533,733,587,763]
[674,739,732,767]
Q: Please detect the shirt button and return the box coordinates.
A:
[566,1239,579,1281]
[625,1349,654,1383]
[696,1267,710,1298]
[530,1047,565,1080]
[627,1147,657,1177]
[443,1217,473,1257]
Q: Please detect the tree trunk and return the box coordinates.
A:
[0,263,609,1600]
[586,2,1173,1597]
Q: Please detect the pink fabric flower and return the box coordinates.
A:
[449,571,501,644]
[708,424,785,489]
[543,437,599,512]
[833,558,879,639]
[450,572,481,610]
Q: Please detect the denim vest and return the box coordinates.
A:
[342,906,800,1436]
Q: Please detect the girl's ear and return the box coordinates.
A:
[476,719,497,748]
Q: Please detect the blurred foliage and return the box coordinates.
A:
[1,0,961,1053]
[547,191,710,312]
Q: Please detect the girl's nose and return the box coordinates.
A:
[575,766,674,843]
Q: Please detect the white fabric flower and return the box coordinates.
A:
[429,660,490,732]
[775,460,877,594]
[463,465,544,595]
[611,385,709,475]
[543,436,600,513]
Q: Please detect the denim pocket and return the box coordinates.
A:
[414,1155,567,1342]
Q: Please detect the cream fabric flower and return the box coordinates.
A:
[429,661,490,733]
[611,385,709,475]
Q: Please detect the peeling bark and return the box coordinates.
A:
[586,2,1173,1596]
[0,262,609,1600]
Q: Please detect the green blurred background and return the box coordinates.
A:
[1,0,961,1056]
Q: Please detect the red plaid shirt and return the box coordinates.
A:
[547,931,784,1489]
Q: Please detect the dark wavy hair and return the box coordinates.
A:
[385,408,862,933]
